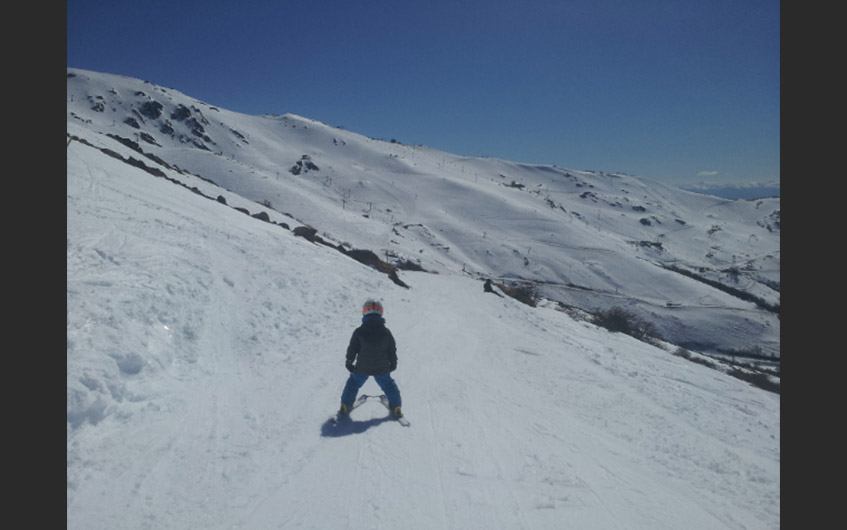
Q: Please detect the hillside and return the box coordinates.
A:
[67,68,779,529]
[67,68,780,360]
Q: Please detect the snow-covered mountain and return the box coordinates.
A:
[67,68,779,360]
[67,68,779,529]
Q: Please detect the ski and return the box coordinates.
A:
[328,394,370,424]
[327,394,409,427]
[378,395,410,427]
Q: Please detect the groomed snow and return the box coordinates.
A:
[67,130,779,528]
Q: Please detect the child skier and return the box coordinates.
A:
[339,299,403,417]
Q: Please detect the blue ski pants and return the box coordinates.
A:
[341,372,402,409]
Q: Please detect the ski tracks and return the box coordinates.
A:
[378,272,737,530]
[386,275,550,528]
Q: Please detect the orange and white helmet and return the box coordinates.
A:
[362,299,384,316]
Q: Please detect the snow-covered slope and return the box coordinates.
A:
[67,117,779,528]
[67,68,779,359]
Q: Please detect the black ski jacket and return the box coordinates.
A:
[346,317,397,375]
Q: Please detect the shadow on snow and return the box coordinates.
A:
[320,414,394,437]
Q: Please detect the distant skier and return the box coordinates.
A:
[339,300,403,418]
[484,278,503,297]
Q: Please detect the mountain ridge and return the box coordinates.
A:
[67,67,779,359]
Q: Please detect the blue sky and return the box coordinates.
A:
[67,0,779,188]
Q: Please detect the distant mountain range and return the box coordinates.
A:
[683,182,780,200]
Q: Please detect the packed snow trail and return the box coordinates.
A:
[67,140,779,529]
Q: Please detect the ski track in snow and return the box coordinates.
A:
[66,81,779,529]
